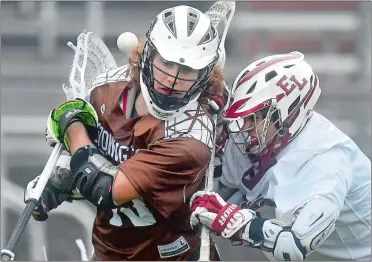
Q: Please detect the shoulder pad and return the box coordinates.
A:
[164,103,215,151]
[92,64,132,89]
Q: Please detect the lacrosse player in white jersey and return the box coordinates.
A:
[190,51,371,261]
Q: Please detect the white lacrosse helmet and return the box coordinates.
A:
[140,5,220,120]
[222,51,321,156]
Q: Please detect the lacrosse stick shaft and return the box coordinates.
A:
[199,114,218,261]
[0,143,64,261]
[199,2,235,261]
[1,202,36,261]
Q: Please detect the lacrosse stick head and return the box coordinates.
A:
[65,31,118,101]
[205,1,236,70]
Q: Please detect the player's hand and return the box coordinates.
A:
[207,80,229,115]
[189,191,255,238]
[23,154,79,221]
[46,99,98,151]
[208,96,225,115]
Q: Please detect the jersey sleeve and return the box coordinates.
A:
[271,146,353,221]
[118,138,211,218]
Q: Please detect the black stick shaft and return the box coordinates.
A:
[1,201,37,261]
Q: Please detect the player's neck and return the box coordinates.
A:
[134,92,150,117]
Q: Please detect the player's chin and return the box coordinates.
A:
[154,85,169,95]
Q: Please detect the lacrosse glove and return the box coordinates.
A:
[24,153,84,221]
[46,98,98,152]
[190,191,256,241]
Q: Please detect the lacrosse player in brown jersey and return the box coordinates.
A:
[24,5,227,261]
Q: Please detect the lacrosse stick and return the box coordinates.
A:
[0,30,118,262]
[199,2,236,261]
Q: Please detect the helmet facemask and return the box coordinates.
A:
[140,40,216,112]
[227,105,283,160]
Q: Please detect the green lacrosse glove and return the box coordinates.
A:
[46,98,98,152]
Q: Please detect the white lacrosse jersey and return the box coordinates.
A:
[220,112,371,260]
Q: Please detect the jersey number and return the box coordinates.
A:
[109,199,156,227]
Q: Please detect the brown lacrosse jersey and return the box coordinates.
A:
[88,65,218,261]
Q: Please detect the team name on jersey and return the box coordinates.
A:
[96,124,135,164]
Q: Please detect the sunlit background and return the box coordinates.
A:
[1,1,371,260]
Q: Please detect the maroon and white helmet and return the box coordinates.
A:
[222,51,321,157]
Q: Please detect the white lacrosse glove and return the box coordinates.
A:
[190,191,256,239]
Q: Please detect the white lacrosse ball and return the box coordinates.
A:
[117,32,139,54]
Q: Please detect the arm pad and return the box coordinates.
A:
[241,197,337,260]
[70,145,120,209]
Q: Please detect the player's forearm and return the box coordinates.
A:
[66,122,93,153]
[66,122,140,206]
[238,197,337,260]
